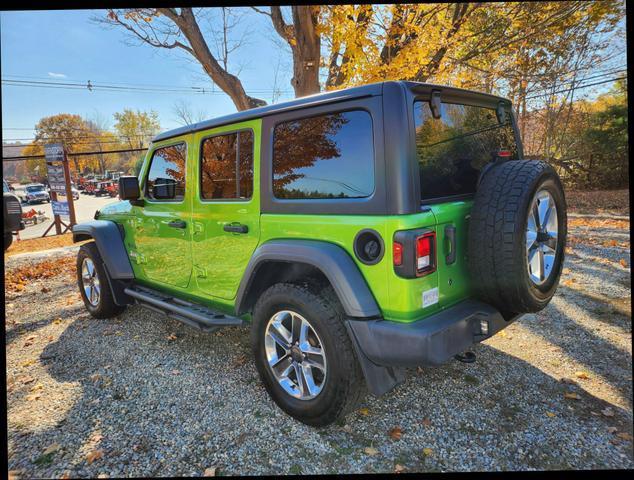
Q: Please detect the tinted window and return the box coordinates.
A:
[146,143,187,201]
[272,110,374,199]
[200,130,254,200]
[414,101,518,201]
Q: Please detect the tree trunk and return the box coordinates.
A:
[289,6,321,97]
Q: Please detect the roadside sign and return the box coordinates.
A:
[52,200,70,217]
[46,163,66,193]
[44,143,64,162]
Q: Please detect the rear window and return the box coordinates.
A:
[414,101,518,201]
[272,110,374,199]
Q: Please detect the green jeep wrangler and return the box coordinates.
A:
[72,81,566,426]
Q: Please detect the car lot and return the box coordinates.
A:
[4,214,632,476]
[15,193,116,240]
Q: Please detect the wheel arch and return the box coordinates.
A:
[72,220,134,280]
[235,239,381,319]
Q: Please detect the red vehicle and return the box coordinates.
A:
[95,181,118,197]
[84,180,98,195]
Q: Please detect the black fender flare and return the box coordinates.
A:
[72,220,134,280]
[235,239,381,318]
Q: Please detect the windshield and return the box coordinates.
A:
[3,180,9,193]
[414,100,519,201]
[26,185,45,193]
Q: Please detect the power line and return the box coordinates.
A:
[525,75,626,100]
[3,147,148,161]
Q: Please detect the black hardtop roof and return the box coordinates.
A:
[153,80,511,143]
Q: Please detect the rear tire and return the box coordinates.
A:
[77,242,126,319]
[251,282,365,426]
[468,160,567,313]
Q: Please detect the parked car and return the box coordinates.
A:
[95,181,118,197]
[3,179,25,250]
[24,183,50,204]
[71,81,567,427]
[84,180,98,195]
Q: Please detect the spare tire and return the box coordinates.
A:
[468,160,567,314]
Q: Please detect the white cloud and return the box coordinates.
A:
[47,72,67,78]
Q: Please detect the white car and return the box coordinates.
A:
[24,184,51,204]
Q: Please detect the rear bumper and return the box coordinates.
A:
[347,299,521,368]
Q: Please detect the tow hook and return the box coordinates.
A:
[454,351,476,363]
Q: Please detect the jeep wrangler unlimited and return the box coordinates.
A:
[4,179,25,251]
[72,81,566,426]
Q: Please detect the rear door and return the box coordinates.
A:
[412,98,519,308]
[190,120,261,300]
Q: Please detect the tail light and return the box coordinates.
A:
[393,229,436,278]
[416,232,436,276]
[497,150,512,158]
[393,242,403,266]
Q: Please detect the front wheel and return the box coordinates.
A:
[4,232,13,251]
[76,242,126,319]
[251,283,365,427]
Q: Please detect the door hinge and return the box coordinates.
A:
[194,265,208,278]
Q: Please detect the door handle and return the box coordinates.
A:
[168,220,187,229]
[223,223,248,234]
[445,225,456,265]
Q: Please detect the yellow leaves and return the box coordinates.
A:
[364,446,379,456]
[619,259,628,268]
[167,333,178,341]
[86,449,104,464]
[546,411,556,418]
[203,467,217,477]
[30,383,44,393]
[388,427,403,440]
[358,407,370,416]
[575,371,590,380]
[616,432,633,442]
[422,447,434,456]
[564,392,581,400]
[52,318,63,325]
[20,359,36,368]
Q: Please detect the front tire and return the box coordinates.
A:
[4,232,13,251]
[251,283,365,427]
[76,242,126,319]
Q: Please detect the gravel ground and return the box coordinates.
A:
[5,218,633,477]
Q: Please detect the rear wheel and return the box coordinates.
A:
[76,242,126,319]
[251,283,365,426]
[468,160,567,313]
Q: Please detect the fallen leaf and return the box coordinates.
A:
[619,259,627,268]
[601,407,615,417]
[364,447,378,456]
[20,376,35,385]
[41,286,50,293]
[42,443,61,455]
[607,427,618,434]
[388,427,403,440]
[421,418,432,427]
[564,392,581,400]
[498,330,507,338]
[562,268,571,274]
[203,467,217,477]
[171,369,181,375]
[97,474,109,479]
[86,449,104,464]
[26,394,41,401]
[167,333,177,341]
[394,464,405,473]
[90,433,104,443]
[8,470,23,480]
[52,318,62,325]
[20,360,35,367]
[616,432,633,441]
[546,412,556,418]
[575,371,590,380]
[423,448,433,456]
[358,408,370,416]
[30,384,44,392]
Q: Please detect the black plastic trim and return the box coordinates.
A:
[235,239,381,318]
[393,227,435,278]
[347,299,522,368]
[71,220,134,280]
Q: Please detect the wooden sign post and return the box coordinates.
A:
[42,143,77,237]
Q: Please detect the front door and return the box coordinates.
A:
[190,120,261,300]
[134,140,193,289]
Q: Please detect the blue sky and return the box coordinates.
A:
[1,8,294,142]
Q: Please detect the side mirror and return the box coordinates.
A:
[430,90,442,119]
[119,176,141,201]
[152,177,176,200]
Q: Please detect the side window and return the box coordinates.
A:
[272,110,374,199]
[145,143,187,201]
[200,130,254,200]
